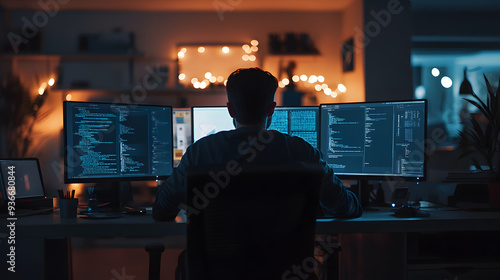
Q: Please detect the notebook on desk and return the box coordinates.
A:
[0,158,53,215]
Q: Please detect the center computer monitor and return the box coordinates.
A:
[64,101,174,183]
[192,106,319,148]
[319,100,427,180]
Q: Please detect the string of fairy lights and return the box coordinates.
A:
[177,40,346,98]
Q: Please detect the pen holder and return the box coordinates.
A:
[60,198,78,218]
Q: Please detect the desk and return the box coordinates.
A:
[3,208,500,280]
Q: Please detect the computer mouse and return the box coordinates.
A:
[394,205,418,218]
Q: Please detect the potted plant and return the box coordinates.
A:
[0,74,49,158]
[458,74,500,204]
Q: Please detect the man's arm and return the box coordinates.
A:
[318,161,363,218]
[152,159,187,221]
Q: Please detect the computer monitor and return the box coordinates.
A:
[192,106,234,143]
[319,100,427,180]
[192,106,319,148]
[64,101,174,183]
[268,106,319,148]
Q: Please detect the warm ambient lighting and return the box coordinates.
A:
[308,75,317,83]
[292,75,300,83]
[242,54,249,61]
[337,83,347,93]
[317,76,325,83]
[48,78,55,86]
[177,51,185,59]
[315,84,322,91]
[282,78,290,86]
[250,46,258,52]
[248,55,256,62]
[38,82,47,95]
[217,76,224,83]
[198,46,205,53]
[251,40,259,46]
[209,76,217,83]
[431,68,440,77]
[66,94,72,101]
[222,46,230,53]
[300,75,307,82]
[324,88,332,96]
[191,78,198,84]
[242,44,250,51]
[205,72,212,79]
[178,73,186,80]
[331,91,338,98]
[278,81,285,88]
[441,76,453,88]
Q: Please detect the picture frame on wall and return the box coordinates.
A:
[342,38,354,72]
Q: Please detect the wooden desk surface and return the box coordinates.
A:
[8,207,500,238]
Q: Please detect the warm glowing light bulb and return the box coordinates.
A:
[249,55,256,61]
[177,51,185,58]
[209,76,217,83]
[217,76,224,82]
[178,73,186,80]
[200,81,207,89]
[180,48,187,53]
[38,82,47,95]
[300,75,307,82]
[322,83,328,89]
[251,40,259,46]
[318,76,325,83]
[308,75,317,83]
[324,88,332,96]
[282,78,290,86]
[292,75,300,83]
[198,46,205,53]
[222,46,230,53]
[278,82,285,88]
[245,49,252,54]
[205,72,212,79]
[431,68,440,77]
[250,46,258,52]
[337,83,347,93]
[191,78,198,84]
[66,94,72,101]
[242,55,249,61]
[193,82,200,89]
[315,84,322,91]
[441,76,452,88]
[242,44,250,51]
[224,80,227,86]
[48,78,55,86]
[331,91,338,98]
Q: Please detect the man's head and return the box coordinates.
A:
[226,68,278,127]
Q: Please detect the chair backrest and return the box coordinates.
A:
[185,162,323,280]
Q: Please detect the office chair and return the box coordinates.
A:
[185,162,323,280]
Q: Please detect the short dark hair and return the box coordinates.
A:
[226,67,278,125]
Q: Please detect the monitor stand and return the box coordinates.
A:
[93,181,133,213]
[357,180,379,211]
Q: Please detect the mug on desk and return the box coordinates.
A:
[59,198,78,218]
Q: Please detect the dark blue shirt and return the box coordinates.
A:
[153,127,362,221]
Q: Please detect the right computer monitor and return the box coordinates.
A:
[320,100,427,180]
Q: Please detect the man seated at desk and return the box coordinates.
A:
[153,67,362,221]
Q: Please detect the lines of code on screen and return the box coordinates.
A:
[268,107,318,148]
[320,101,426,178]
[65,102,173,180]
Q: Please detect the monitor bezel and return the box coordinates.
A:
[319,99,428,182]
[63,101,174,184]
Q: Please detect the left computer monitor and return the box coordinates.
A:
[64,101,173,183]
